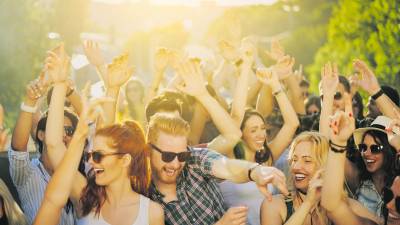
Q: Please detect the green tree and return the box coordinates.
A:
[0,0,50,128]
[309,0,400,94]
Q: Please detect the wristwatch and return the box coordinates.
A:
[20,102,38,113]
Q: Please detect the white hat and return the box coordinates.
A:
[353,116,397,146]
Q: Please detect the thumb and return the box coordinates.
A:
[257,184,272,201]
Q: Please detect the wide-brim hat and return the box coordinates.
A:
[353,116,397,146]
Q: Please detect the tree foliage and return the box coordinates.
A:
[309,0,400,93]
[0,0,49,128]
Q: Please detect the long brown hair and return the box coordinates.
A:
[80,121,151,216]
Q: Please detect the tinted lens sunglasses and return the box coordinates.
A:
[64,126,75,136]
[357,143,384,154]
[150,143,191,163]
[84,151,126,163]
[383,186,400,214]
[320,92,342,101]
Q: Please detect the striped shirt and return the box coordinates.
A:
[8,147,76,225]
[149,148,226,225]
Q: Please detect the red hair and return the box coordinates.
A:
[80,120,151,216]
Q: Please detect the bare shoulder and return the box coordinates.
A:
[347,198,383,225]
[148,200,165,225]
[260,194,287,225]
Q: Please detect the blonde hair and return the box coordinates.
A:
[0,179,27,225]
[147,113,190,144]
[288,132,330,225]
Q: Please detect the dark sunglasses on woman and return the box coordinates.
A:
[357,143,384,154]
[383,186,400,214]
[150,143,191,163]
[84,151,126,163]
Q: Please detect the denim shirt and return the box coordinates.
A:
[356,180,384,218]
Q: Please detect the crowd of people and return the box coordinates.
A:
[0,37,399,225]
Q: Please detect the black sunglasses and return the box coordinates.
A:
[320,92,342,101]
[150,143,191,163]
[383,186,400,214]
[357,143,384,154]
[64,126,75,136]
[84,151,126,163]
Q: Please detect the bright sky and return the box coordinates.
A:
[93,0,278,6]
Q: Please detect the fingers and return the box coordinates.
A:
[257,167,288,197]
[386,119,400,135]
[257,184,273,201]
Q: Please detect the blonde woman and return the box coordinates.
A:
[260,132,379,225]
[0,179,27,225]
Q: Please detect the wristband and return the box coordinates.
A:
[248,164,261,182]
[20,102,38,114]
[371,88,384,100]
[329,140,347,153]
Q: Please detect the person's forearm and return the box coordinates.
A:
[375,94,400,119]
[67,90,82,115]
[285,75,306,115]
[275,89,300,129]
[188,102,208,145]
[145,69,165,105]
[231,63,250,127]
[95,64,107,81]
[321,142,346,212]
[45,83,68,149]
[101,87,119,126]
[196,93,242,141]
[319,97,334,137]
[284,201,313,225]
[212,157,257,183]
[256,84,274,118]
[11,98,37,151]
[247,79,262,107]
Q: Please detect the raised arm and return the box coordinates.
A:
[319,62,339,137]
[33,90,107,225]
[256,68,299,161]
[353,59,400,119]
[321,97,377,225]
[145,48,169,104]
[100,54,132,127]
[11,75,48,151]
[230,39,254,126]
[44,44,71,168]
[83,40,107,80]
[176,61,242,156]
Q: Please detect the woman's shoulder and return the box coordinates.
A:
[260,194,287,223]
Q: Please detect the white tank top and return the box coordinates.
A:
[77,195,150,225]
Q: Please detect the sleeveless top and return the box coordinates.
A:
[77,195,150,225]
[355,180,384,218]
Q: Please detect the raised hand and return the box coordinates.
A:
[105,53,133,90]
[218,40,240,63]
[264,39,285,62]
[175,60,208,97]
[271,55,295,80]
[329,93,355,144]
[352,59,381,95]
[251,166,288,201]
[45,43,70,84]
[320,62,339,98]
[83,40,105,67]
[239,37,256,66]
[256,68,282,92]
[74,83,114,137]
[216,206,248,225]
[154,47,170,72]
[305,169,323,205]
[25,72,49,101]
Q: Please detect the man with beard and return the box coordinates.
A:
[147,113,289,225]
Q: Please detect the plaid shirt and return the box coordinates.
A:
[149,148,226,225]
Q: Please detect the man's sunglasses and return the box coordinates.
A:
[150,143,191,163]
[383,186,400,214]
[84,151,126,163]
[357,143,384,154]
[64,126,75,136]
[320,92,342,101]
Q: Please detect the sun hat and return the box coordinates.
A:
[353,116,398,146]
